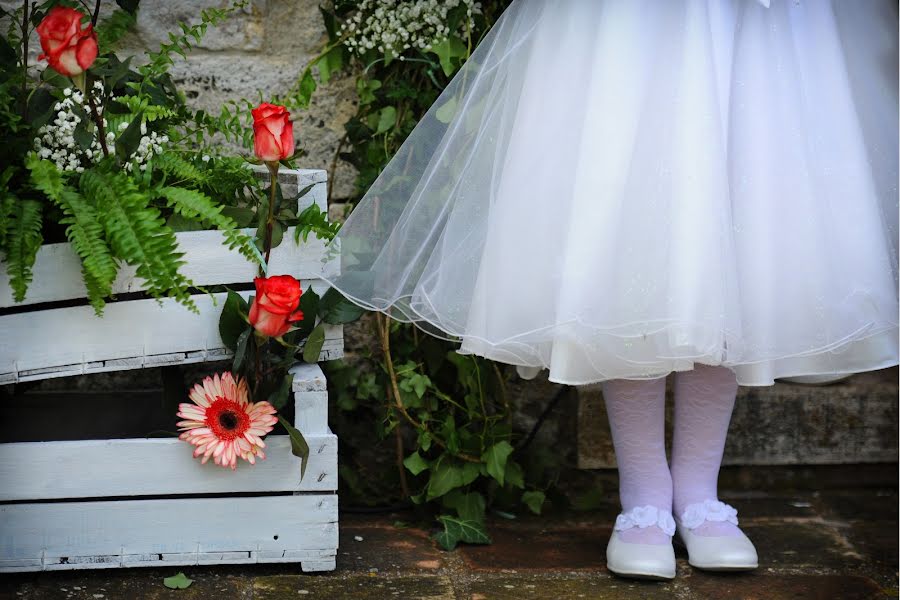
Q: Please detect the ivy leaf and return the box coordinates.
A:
[374,106,397,135]
[504,460,525,490]
[302,323,326,363]
[319,287,365,324]
[316,46,344,85]
[482,441,514,487]
[521,490,546,515]
[162,572,193,589]
[442,489,486,523]
[279,415,310,480]
[296,69,317,108]
[268,373,294,411]
[433,515,490,551]
[402,451,429,476]
[218,289,249,351]
[435,96,457,124]
[426,458,479,501]
[428,37,467,77]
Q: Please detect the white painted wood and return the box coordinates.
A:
[291,362,328,391]
[0,169,332,308]
[0,432,337,501]
[0,495,338,572]
[0,287,344,384]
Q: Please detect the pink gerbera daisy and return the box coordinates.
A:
[177,372,278,470]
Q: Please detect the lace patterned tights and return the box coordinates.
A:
[602,365,741,545]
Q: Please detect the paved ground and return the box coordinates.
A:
[1,487,896,600]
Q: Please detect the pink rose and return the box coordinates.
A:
[252,103,295,162]
[36,7,98,77]
[248,275,304,338]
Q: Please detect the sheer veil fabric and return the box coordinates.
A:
[321,0,899,386]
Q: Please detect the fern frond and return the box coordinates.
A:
[3,199,43,302]
[154,153,211,187]
[80,170,196,312]
[157,185,260,267]
[26,157,118,313]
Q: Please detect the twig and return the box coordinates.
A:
[326,132,347,204]
[91,0,101,27]
[85,84,109,157]
[376,313,481,463]
[394,402,410,499]
[516,384,570,452]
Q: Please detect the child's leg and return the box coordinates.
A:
[602,376,673,545]
[671,364,741,537]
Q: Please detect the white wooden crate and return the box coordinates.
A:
[0,169,341,572]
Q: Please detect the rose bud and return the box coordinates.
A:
[249,275,304,338]
[252,103,295,163]
[36,6,98,78]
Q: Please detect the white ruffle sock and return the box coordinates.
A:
[671,365,742,537]
[601,377,674,545]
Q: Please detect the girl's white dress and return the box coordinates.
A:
[323,0,899,386]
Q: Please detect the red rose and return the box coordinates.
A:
[252,103,295,162]
[36,7,98,77]
[249,275,304,337]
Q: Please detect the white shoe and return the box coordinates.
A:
[675,500,758,571]
[606,534,676,580]
[606,505,677,580]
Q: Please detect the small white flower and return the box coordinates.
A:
[63,88,72,97]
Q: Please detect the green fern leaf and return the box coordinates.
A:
[154,153,210,187]
[3,198,43,302]
[158,185,259,266]
[26,156,117,312]
[80,170,196,312]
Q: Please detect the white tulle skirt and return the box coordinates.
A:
[323,0,899,386]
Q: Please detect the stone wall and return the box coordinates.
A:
[1,0,360,199]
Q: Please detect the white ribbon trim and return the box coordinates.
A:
[679,499,740,530]
[614,505,676,537]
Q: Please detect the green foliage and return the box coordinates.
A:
[162,572,193,590]
[80,169,195,310]
[27,156,117,312]
[137,2,247,82]
[2,198,43,302]
[434,515,491,551]
[96,9,137,53]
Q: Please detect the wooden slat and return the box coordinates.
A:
[0,433,336,501]
[0,495,338,571]
[0,286,344,384]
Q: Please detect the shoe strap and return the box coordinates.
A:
[678,499,739,530]
[614,505,676,537]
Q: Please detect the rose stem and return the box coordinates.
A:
[85,79,110,158]
[263,161,279,269]
[91,0,101,27]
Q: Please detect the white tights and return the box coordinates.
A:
[602,365,741,545]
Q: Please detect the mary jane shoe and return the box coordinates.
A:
[606,505,677,580]
[675,500,758,571]
[606,534,676,580]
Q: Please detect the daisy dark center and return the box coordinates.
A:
[206,396,251,441]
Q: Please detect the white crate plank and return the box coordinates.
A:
[0,287,343,383]
[0,170,332,308]
[295,391,329,434]
[0,495,338,570]
[0,433,337,501]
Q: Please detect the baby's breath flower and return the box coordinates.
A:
[342,0,481,58]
